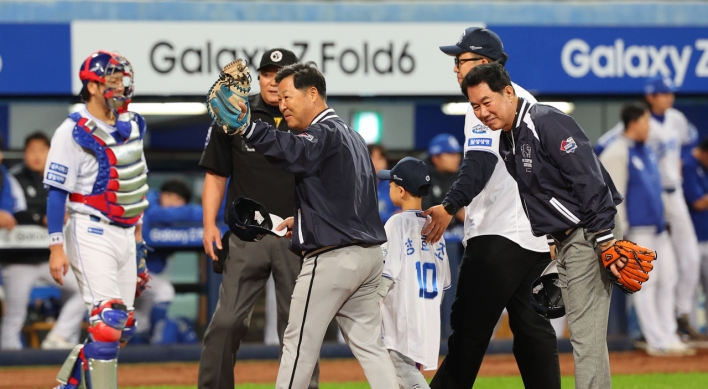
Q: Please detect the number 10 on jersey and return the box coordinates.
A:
[415,262,438,299]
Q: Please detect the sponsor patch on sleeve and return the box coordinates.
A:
[467,138,492,147]
[560,137,578,153]
[48,163,68,174]
[46,172,66,184]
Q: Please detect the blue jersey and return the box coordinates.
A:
[600,137,664,233]
[682,154,708,242]
[0,165,15,213]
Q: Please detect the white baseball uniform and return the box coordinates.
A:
[44,106,147,311]
[380,210,451,371]
[646,109,700,317]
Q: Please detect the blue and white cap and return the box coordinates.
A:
[428,133,462,156]
[377,156,431,197]
[645,76,676,95]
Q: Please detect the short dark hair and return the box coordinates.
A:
[275,62,327,101]
[160,179,192,203]
[621,103,649,130]
[460,62,512,100]
[25,131,50,149]
[79,84,92,103]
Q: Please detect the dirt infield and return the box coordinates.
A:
[4,350,708,389]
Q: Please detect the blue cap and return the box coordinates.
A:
[377,156,431,197]
[439,27,506,64]
[645,76,675,95]
[428,134,462,156]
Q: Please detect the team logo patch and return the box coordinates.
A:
[270,50,283,62]
[468,138,492,147]
[46,172,66,184]
[471,124,488,134]
[49,163,68,174]
[297,132,315,143]
[521,144,531,159]
[88,227,104,235]
[560,137,577,153]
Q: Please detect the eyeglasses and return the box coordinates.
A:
[454,57,485,68]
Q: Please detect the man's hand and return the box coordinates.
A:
[203,223,223,261]
[422,205,453,243]
[599,239,626,278]
[0,210,17,230]
[276,217,294,238]
[49,245,69,286]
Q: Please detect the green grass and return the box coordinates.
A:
[127,372,708,389]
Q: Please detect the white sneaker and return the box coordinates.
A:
[646,342,697,357]
[41,333,75,350]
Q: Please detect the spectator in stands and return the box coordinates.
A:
[369,144,400,223]
[422,133,464,340]
[682,135,708,338]
[0,132,85,350]
[136,179,202,343]
[601,104,693,356]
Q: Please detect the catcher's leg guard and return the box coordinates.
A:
[120,311,137,344]
[55,300,127,389]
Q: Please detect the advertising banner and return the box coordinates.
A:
[71,21,477,96]
[0,24,72,95]
[489,26,708,94]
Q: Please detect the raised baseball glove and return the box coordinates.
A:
[206,58,252,135]
[601,239,656,294]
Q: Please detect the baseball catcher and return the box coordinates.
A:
[601,239,657,294]
[207,58,252,135]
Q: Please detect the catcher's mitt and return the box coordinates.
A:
[601,239,657,294]
[206,59,252,135]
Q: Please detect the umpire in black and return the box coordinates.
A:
[198,48,318,389]
[423,28,560,389]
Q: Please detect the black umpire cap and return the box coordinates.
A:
[377,157,431,197]
[439,27,507,65]
[257,48,299,71]
[227,197,286,242]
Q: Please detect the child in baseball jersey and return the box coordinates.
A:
[377,157,451,389]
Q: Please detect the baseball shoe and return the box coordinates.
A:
[41,333,74,350]
[646,341,697,357]
[677,314,708,342]
[633,337,648,351]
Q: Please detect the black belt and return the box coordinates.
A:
[663,187,677,194]
[549,228,579,244]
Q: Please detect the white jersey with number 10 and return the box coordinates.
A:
[380,210,451,370]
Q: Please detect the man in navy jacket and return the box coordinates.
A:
[461,62,624,389]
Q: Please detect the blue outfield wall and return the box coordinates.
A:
[0,1,707,25]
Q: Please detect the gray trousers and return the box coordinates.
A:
[555,215,622,389]
[390,349,430,389]
[275,245,397,389]
[198,234,319,389]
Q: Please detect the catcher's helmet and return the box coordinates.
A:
[530,261,566,319]
[79,50,134,112]
[227,197,286,242]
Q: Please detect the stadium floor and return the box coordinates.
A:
[4,350,708,388]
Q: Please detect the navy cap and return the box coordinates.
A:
[227,197,286,242]
[258,48,298,71]
[377,156,431,197]
[645,76,676,95]
[440,27,505,63]
[428,133,462,156]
